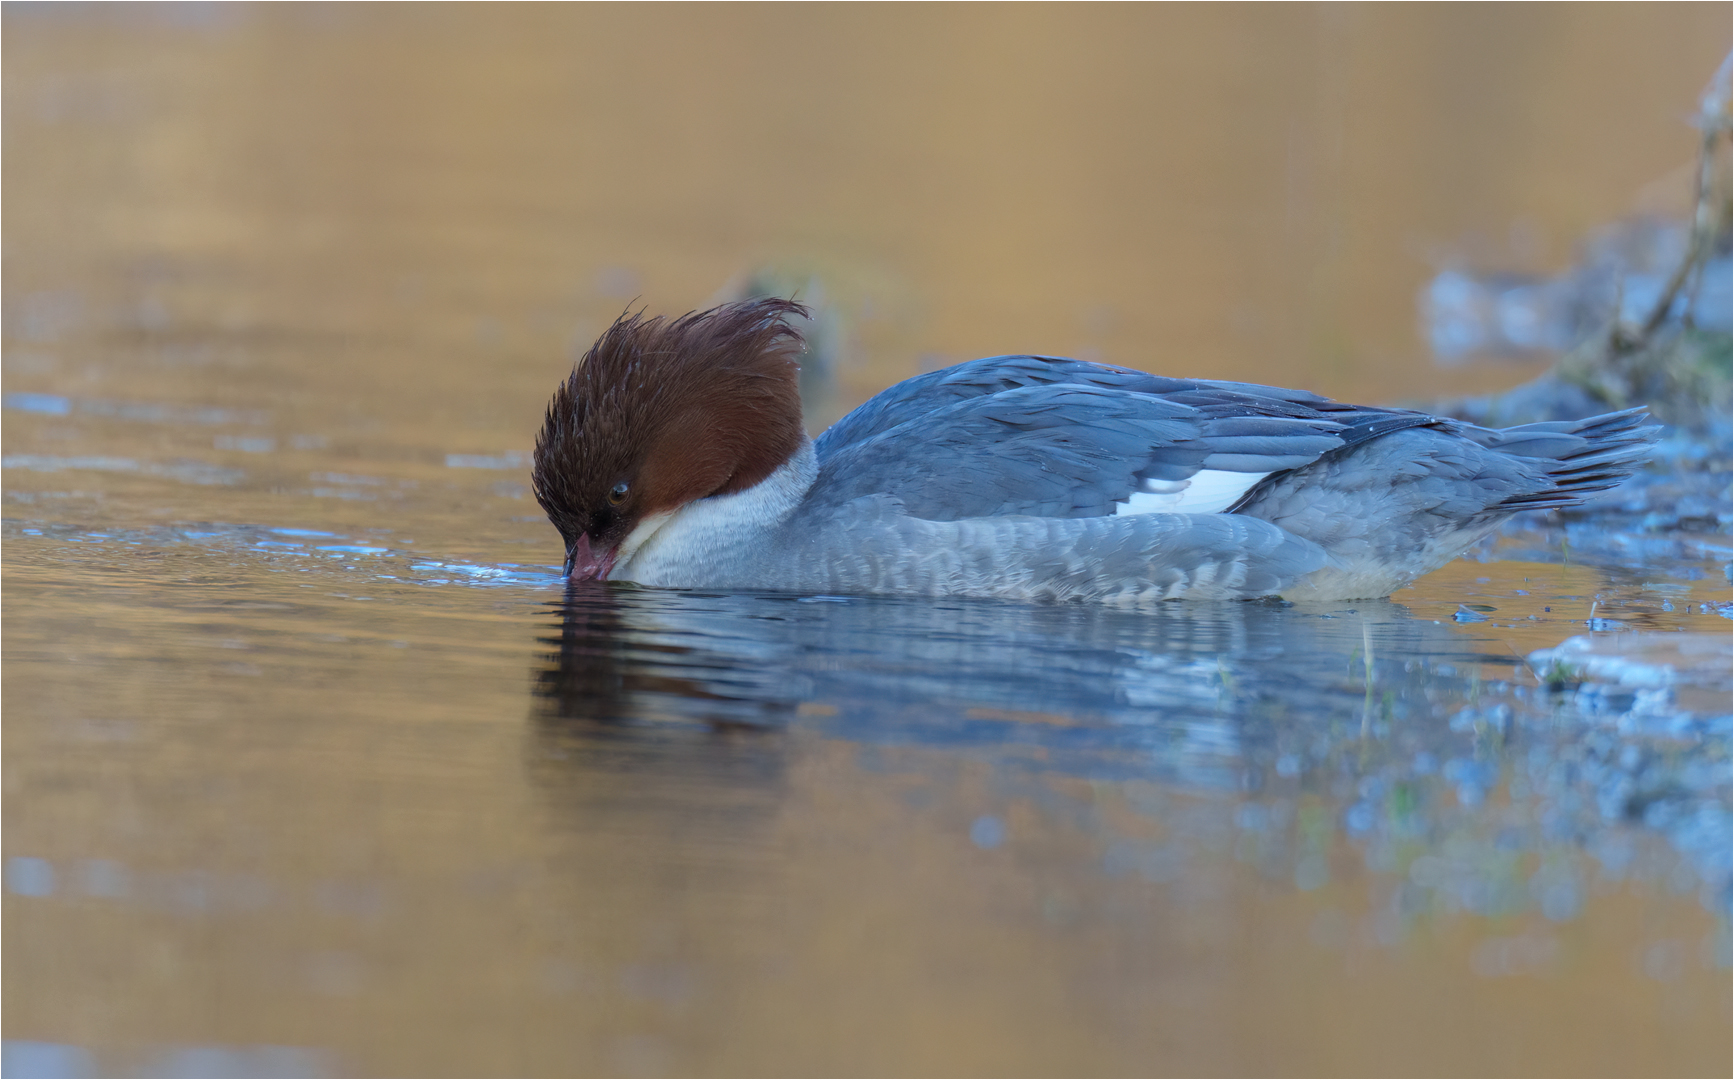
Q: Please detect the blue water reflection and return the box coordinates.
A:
[533,583,1732,932]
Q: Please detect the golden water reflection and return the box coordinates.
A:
[7,547,1729,1075]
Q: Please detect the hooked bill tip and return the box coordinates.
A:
[565,532,616,581]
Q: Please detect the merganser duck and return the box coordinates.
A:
[532,299,1654,603]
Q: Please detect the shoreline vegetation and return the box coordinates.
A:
[1432,55,1732,439]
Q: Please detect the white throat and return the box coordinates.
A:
[611,437,818,586]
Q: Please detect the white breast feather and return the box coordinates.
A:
[1114,469,1269,517]
[613,439,818,585]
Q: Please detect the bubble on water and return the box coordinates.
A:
[4,391,70,415]
[2,1041,95,1078]
[214,435,274,453]
[446,453,526,470]
[970,815,1006,849]
[6,856,54,897]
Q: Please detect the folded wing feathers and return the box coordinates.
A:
[812,374,1371,520]
[812,354,1657,526]
[816,356,1359,459]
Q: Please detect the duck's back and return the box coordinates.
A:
[810,355,1430,522]
[801,355,1655,602]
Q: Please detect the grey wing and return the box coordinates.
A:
[815,355,1164,458]
[813,353,1346,460]
[805,381,1353,521]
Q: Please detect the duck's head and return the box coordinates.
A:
[531,298,808,579]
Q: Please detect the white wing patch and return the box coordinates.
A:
[1114,469,1270,517]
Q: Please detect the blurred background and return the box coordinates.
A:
[6,3,1729,427]
[5,5,1730,1077]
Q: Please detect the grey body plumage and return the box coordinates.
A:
[540,304,1657,604]
[617,355,1655,603]
[716,485,1332,603]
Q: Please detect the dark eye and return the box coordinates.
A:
[609,482,630,505]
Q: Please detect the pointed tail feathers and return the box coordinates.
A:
[1474,407,1659,511]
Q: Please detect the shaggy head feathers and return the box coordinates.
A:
[532,298,808,564]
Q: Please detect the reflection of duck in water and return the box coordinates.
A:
[532,583,1503,776]
[533,581,802,733]
[527,584,792,884]
[532,299,1653,602]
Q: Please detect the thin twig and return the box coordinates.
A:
[1621,53,1730,349]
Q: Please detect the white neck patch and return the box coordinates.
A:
[612,438,818,584]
